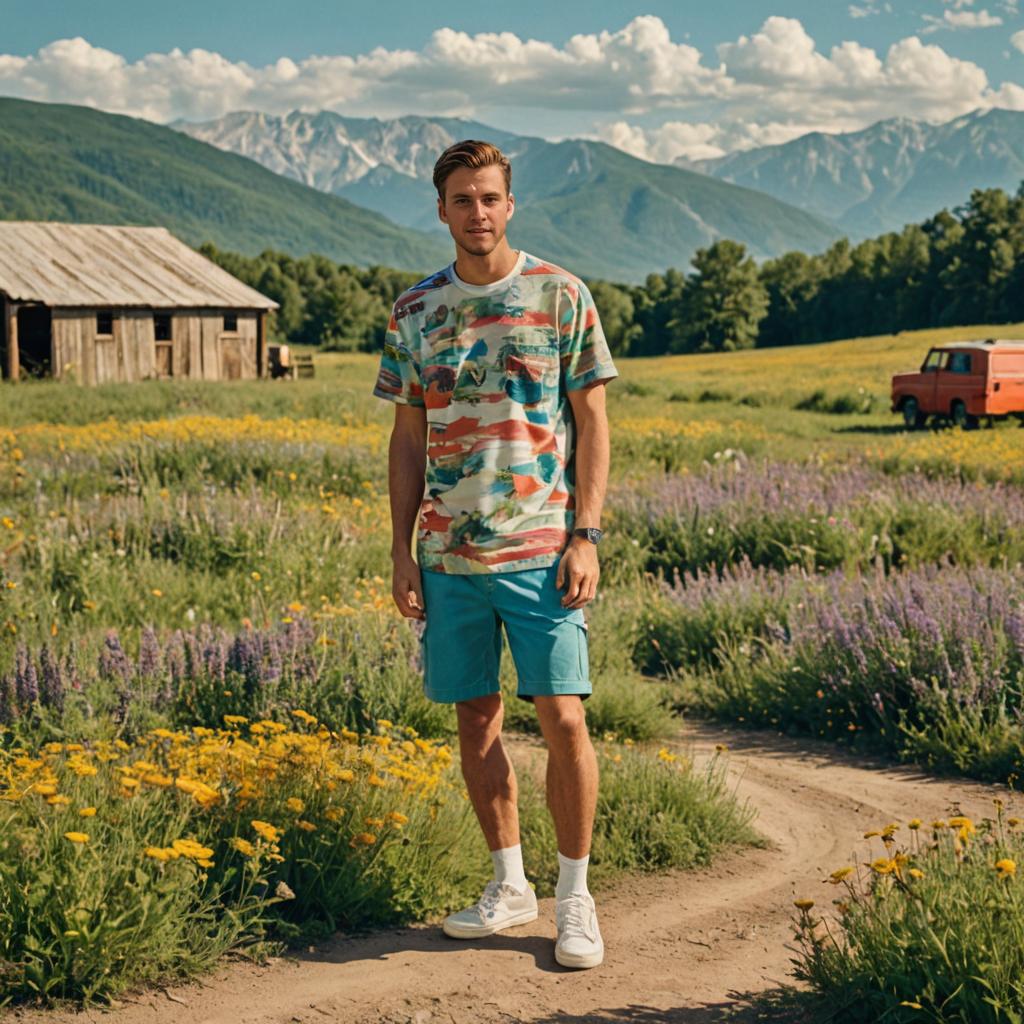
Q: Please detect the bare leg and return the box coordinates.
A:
[533,695,598,858]
[456,693,520,851]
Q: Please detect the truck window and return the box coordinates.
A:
[922,350,945,372]
[947,351,973,374]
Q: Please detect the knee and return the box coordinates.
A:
[457,696,503,761]
[537,697,588,747]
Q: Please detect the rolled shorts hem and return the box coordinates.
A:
[516,679,593,702]
[423,678,500,705]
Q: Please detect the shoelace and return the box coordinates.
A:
[476,880,510,919]
[557,895,593,939]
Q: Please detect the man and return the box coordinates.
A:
[372,139,617,970]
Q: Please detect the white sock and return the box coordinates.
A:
[556,851,590,901]
[491,844,528,893]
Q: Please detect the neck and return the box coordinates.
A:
[453,240,518,286]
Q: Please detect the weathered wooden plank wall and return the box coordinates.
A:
[25,308,262,384]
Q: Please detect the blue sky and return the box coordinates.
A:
[3,1,1023,160]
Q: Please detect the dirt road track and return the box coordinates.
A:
[12,722,1015,1024]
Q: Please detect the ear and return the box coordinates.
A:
[507,191,515,220]
[437,195,448,224]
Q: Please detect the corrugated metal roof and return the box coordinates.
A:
[0,222,278,309]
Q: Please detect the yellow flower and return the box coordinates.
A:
[251,820,281,843]
[223,714,249,726]
[230,837,257,857]
[336,769,355,783]
[364,817,384,828]
[908,819,922,830]
[47,794,72,806]
[828,867,854,884]
[325,807,344,822]
[286,797,305,814]
[296,820,317,832]
[793,899,815,910]
[144,846,174,862]
[350,832,377,848]
[64,832,89,844]
[870,858,896,875]
[908,868,925,879]
[657,747,677,763]
[79,807,97,817]
[172,839,215,860]
[151,589,163,598]
[387,811,409,826]
[995,858,1016,879]
[368,773,386,787]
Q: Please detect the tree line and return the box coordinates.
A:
[202,181,1024,356]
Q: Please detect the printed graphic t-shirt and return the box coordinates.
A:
[372,250,618,574]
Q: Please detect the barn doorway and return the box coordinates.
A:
[17,305,52,378]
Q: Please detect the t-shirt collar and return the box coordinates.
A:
[447,249,526,295]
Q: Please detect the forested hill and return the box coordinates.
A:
[0,98,449,271]
[204,181,1024,357]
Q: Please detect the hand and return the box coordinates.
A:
[555,537,599,609]
[391,554,425,620]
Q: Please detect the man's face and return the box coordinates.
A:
[437,164,515,257]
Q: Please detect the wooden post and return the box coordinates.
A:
[257,310,267,379]
[6,300,19,382]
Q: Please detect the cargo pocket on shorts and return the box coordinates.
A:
[577,620,590,680]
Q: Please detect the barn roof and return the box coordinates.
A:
[0,222,278,309]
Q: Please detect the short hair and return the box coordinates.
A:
[432,140,512,201]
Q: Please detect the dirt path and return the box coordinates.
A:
[12,722,1015,1024]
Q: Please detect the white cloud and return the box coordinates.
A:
[945,8,1003,25]
[597,120,726,162]
[849,2,892,17]
[0,16,1022,164]
[0,20,733,123]
[1012,29,1024,52]
[924,6,1003,30]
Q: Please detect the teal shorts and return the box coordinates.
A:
[419,561,591,704]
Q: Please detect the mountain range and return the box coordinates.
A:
[4,95,1021,283]
[688,108,1024,239]
[0,97,449,271]
[174,110,841,281]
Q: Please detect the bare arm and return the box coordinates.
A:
[387,403,428,620]
[556,381,611,609]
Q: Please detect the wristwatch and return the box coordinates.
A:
[573,527,603,545]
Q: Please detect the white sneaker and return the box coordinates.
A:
[555,892,604,968]
[442,880,538,939]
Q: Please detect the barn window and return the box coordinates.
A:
[223,313,238,333]
[96,311,113,336]
[154,313,172,341]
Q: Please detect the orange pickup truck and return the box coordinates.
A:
[891,339,1024,429]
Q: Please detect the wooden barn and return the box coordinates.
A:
[0,222,278,384]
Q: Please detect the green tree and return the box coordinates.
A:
[586,279,641,356]
[671,240,768,353]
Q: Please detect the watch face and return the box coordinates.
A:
[578,528,603,544]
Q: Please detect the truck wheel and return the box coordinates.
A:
[950,400,978,430]
[901,397,925,430]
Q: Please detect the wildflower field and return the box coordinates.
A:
[2,321,1024,1015]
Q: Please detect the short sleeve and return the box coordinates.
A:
[559,280,618,391]
[372,306,425,407]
